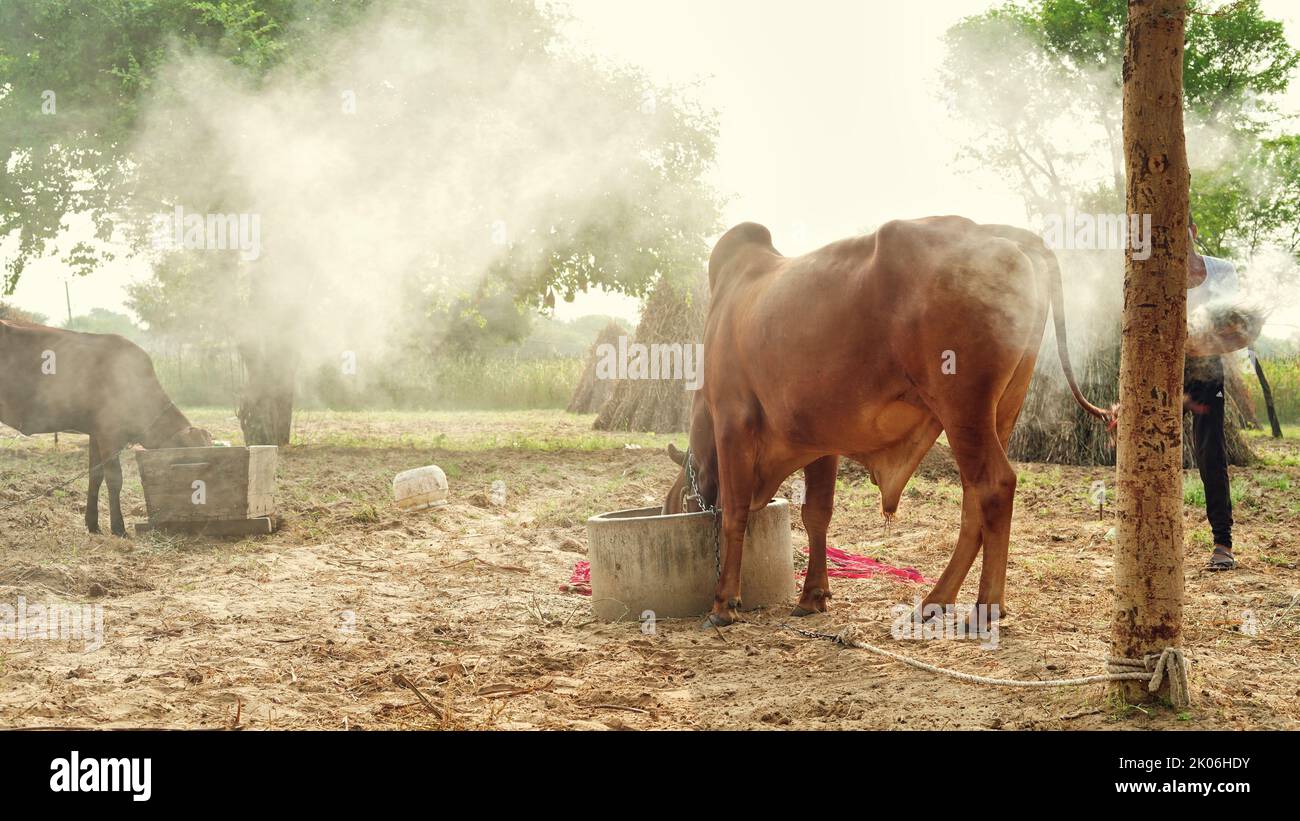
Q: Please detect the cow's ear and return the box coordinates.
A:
[667,443,686,466]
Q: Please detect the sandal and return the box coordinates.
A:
[1206,545,1236,572]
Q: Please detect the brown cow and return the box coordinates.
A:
[1,319,211,536]
[664,217,1107,626]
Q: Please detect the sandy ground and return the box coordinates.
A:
[2,409,1298,730]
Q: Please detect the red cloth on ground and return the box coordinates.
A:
[564,545,930,596]
[561,561,591,595]
[805,545,931,584]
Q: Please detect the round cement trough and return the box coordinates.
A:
[586,499,794,622]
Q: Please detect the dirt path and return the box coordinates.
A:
[3,412,1297,729]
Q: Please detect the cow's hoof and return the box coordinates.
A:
[790,603,829,617]
[960,612,1004,639]
[701,612,734,629]
[967,603,1007,628]
[702,597,742,629]
[912,601,952,625]
[86,525,101,535]
[792,588,831,617]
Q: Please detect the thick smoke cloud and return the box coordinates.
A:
[942,13,1297,357]
[128,1,706,373]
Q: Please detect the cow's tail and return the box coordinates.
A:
[1045,247,1110,422]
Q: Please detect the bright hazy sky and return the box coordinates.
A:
[6,0,1300,329]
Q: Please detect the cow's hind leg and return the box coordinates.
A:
[942,412,1017,621]
[793,455,838,616]
[916,343,1035,624]
[915,398,1017,624]
[919,483,984,618]
[967,351,1036,621]
[85,436,105,535]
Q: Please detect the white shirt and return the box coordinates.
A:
[1188,255,1239,313]
[1187,255,1248,372]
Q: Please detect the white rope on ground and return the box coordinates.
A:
[788,623,1191,708]
[1105,650,1191,708]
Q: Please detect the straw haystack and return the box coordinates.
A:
[1008,334,1255,467]
[594,275,707,433]
[567,321,625,414]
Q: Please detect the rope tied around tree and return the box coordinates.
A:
[787,623,1192,709]
[1106,648,1191,708]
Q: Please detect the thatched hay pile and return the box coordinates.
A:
[567,321,626,414]
[593,274,707,433]
[1005,247,1256,467]
[1008,326,1122,466]
[1008,329,1255,467]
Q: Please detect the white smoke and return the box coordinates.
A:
[126,1,710,374]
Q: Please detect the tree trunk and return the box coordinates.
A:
[1223,355,1259,430]
[1111,0,1189,704]
[238,336,297,446]
[1251,350,1283,438]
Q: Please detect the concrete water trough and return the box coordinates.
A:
[586,499,794,622]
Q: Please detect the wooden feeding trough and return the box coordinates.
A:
[134,446,279,537]
[585,499,794,622]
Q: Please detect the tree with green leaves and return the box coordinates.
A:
[0,301,48,324]
[0,0,314,290]
[2,0,723,443]
[943,0,1298,254]
[63,307,144,341]
[943,0,1298,464]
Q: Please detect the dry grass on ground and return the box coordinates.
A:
[2,410,1297,729]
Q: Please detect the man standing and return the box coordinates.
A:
[1185,217,1249,571]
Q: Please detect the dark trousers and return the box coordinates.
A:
[1185,357,1233,549]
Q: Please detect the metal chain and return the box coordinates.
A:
[684,445,722,581]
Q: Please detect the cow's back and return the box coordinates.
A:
[870,216,1046,333]
[0,320,161,437]
[0,319,55,433]
[700,217,1049,450]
